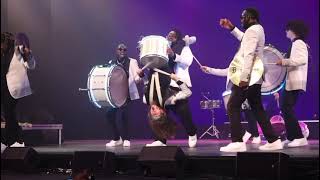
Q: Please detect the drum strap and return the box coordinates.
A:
[149,72,163,107]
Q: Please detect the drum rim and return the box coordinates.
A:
[107,65,128,108]
[87,65,106,108]
[140,35,168,42]
[105,65,118,108]
[261,45,286,95]
[87,64,119,108]
[263,45,284,59]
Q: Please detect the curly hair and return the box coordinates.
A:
[286,20,309,40]
[15,32,30,48]
[148,110,177,139]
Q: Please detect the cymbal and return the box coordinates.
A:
[228,56,264,86]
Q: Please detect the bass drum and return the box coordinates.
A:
[261,45,286,95]
[87,64,128,108]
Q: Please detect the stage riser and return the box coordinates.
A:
[27,153,318,179]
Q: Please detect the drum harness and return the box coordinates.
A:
[149,72,163,107]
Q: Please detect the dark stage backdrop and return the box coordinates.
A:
[1,0,319,140]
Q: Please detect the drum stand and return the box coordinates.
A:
[199,108,220,139]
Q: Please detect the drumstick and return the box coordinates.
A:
[153,68,171,76]
[193,55,202,67]
[134,61,153,79]
[265,63,277,65]
[141,61,153,70]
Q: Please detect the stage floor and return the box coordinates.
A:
[33,139,319,158]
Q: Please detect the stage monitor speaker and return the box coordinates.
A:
[71,151,116,178]
[236,152,289,180]
[138,146,186,179]
[1,147,39,173]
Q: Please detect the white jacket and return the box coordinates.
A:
[6,47,36,99]
[170,46,194,87]
[231,25,265,84]
[281,39,308,91]
[128,58,142,100]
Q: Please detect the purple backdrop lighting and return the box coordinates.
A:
[1,0,318,139]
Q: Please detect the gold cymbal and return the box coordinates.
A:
[228,56,264,86]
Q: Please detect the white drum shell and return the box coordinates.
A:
[87,65,128,108]
[139,35,169,68]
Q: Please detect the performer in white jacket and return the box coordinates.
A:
[146,29,197,148]
[201,66,261,144]
[105,43,143,147]
[218,8,281,152]
[275,20,309,147]
[1,32,36,148]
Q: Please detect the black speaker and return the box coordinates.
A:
[1,147,39,173]
[138,146,186,179]
[71,151,116,178]
[236,152,289,180]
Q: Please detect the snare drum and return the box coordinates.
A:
[139,35,169,68]
[87,64,128,108]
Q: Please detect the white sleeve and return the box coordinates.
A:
[282,40,308,67]
[130,58,142,83]
[206,67,228,77]
[23,55,36,70]
[230,27,244,41]
[174,83,192,101]
[173,46,193,69]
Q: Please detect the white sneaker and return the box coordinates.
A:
[1,143,7,153]
[220,142,247,152]
[252,136,261,144]
[288,138,308,147]
[258,139,283,151]
[146,140,166,147]
[123,140,130,147]
[106,137,123,147]
[188,134,197,148]
[242,131,252,143]
[10,142,25,147]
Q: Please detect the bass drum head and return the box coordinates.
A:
[108,66,128,108]
[261,45,286,95]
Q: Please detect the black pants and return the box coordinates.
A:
[280,89,303,141]
[227,84,278,143]
[106,100,133,141]
[156,98,197,144]
[243,109,259,137]
[1,86,23,146]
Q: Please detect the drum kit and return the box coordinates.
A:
[199,92,222,139]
